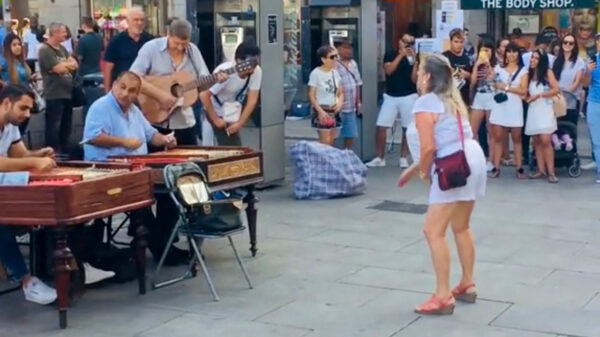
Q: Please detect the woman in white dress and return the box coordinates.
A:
[489,42,529,179]
[398,54,487,315]
[525,49,560,183]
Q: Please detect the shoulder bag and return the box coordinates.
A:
[552,93,567,118]
[434,111,471,191]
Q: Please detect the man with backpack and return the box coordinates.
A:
[200,41,262,146]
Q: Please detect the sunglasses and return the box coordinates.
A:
[328,54,339,60]
[563,41,575,46]
[403,40,415,46]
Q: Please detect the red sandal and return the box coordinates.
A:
[451,283,477,303]
[414,294,455,315]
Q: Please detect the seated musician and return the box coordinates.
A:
[0,84,57,304]
[82,71,186,265]
[200,41,262,146]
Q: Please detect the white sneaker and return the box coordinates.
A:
[399,157,409,168]
[581,161,597,170]
[84,263,115,285]
[596,176,600,184]
[23,277,57,305]
[366,157,386,167]
[486,161,494,172]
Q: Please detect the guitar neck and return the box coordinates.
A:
[182,67,237,92]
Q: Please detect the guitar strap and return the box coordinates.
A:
[187,45,201,81]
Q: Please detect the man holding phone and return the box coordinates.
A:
[443,28,473,106]
[366,33,418,168]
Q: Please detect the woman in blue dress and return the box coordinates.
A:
[0,33,33,134]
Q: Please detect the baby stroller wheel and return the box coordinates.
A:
[568,165,582,177]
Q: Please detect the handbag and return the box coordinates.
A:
[493,67,522,104]
[552,93,567,118]
[188,200,243,233]
[311,106,341,129]
[434,111,471,191]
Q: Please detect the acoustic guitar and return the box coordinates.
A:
[139,58,258,124]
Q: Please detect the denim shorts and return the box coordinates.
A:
[340,111,358,138]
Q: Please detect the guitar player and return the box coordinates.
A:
[130,18,227,145]
[130,19,226,264]
[200,41,262,146]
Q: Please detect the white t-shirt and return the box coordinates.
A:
[557,58,586,95]
[308,67,341,107]
[209,61,263,116]
[23,30,40,60]
[0,124,21,157]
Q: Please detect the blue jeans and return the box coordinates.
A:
[0,226,28,281]
[587,101,600,176]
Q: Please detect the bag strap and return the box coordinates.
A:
[337,60,358,84]
[507,66,523,86]
[213,73,251,107]
[455,110,465,150]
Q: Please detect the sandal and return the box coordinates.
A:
[489,167,500,178]
[548,175,559,184]
[516,168,526,180]
[414,294,455,315]
[452,283,477,303]
[528,172,547,180]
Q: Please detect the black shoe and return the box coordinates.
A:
[153,246,190,266]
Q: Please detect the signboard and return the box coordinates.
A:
[436,10,464,39]
[461,0,596,10]
[268,14,278,44]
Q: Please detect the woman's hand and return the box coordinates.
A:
[527,94,541,103]
[397,164,418,188]
[333,100,343,113]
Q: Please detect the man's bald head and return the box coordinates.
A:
[113,71,142,110]
[126,7,145,37]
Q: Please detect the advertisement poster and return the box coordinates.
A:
[540,7,599,59]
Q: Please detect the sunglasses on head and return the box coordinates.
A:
[563,40,575,46]
[328,54,339,60]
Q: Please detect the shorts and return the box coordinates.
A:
[340,111,358,138]
[471,92,494,111]
[376,93,418,128]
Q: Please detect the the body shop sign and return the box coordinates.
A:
[461,0,596,9]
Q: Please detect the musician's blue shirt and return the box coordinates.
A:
[83,92,157,161]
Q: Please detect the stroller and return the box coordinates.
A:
[530,120,582,177]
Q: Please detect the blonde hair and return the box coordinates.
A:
[419,53,468,118]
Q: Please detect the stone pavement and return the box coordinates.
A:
[2,122,600,337]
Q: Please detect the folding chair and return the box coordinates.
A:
[151,163,252,301]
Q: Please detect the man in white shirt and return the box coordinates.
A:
[23,24,41,72]
[522,35,556,68]
[200,41,262,146]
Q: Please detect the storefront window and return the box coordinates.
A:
[91,0,160,39]
[283,0,301,111]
